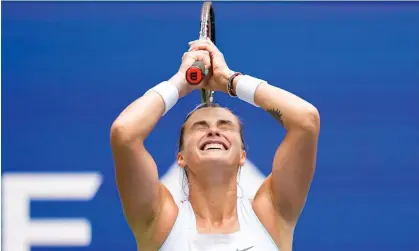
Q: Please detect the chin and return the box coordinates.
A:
[197,149,237,166]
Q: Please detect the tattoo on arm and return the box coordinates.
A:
[267,108,284,126]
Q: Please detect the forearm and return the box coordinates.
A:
[231,75,319,223]
[111,74,184,143]
[232,77,320,132]
[111,92,164,143]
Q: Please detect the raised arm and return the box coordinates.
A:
[243,80,320,224]
[110,49,211,242]
[110,86,171,230]
[188,39,320,225]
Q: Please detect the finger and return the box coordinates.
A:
[188,39,213,51]
[188,39,210,49]
[191,50,211,70]
[188,38,211,46]
[200,50,211,71]
[189,42,221,58]
[183,50,211,70]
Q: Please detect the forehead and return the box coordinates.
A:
[185,107,239,127]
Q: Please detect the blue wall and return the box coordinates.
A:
[2,2,419,251]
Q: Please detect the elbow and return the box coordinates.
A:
[110,120,142,146]
[296,105,320,134]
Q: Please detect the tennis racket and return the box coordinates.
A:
[185,1,216,104]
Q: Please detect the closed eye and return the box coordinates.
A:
[191,121,209,130]
[217,120,235,130]
[190,120,235,131]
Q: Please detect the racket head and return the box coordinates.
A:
[198,2,216,104]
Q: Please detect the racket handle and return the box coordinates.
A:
[186,61,205,85]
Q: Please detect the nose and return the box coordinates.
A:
[207,127,221,137]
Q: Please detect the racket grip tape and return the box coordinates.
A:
[186,61,205,85]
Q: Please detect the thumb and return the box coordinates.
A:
[181,50,211,72]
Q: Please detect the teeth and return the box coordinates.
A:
[204,143,224,150]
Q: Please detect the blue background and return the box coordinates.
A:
[2,2,419,251]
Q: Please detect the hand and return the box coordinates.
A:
[188,39,234,93]
[169,50,211,98]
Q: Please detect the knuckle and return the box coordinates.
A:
[184,51,196,59]
[199,51,207,57]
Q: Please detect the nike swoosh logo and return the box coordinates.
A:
[237,246,254,251]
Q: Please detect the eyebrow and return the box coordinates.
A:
[190,119,235,130]
[190,120,209,130]
[218,119,234,126]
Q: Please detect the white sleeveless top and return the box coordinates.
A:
[159,197,279,251]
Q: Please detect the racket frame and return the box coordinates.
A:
[198,2,215,104]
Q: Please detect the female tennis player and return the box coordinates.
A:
[110,39,320,251]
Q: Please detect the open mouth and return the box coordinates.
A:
[200,142,228,151]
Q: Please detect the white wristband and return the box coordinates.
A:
[235,75,264,107]
[147,81,179,115]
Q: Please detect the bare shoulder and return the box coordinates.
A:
[135,184,179,251]
[252,176,295,250]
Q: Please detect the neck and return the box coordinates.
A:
[187,166,238,225]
